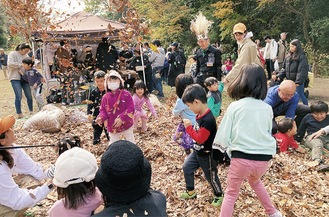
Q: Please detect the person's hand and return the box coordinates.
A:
[308,129,325,141]
[223,77,229,84]
[88,114,94,121]
[41,78,46,83]
[95,117,103,126]
[33,83,37,89]
[113,117,123,128]
[182,119,192,128]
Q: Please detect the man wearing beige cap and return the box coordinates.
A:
[224,23,262,85]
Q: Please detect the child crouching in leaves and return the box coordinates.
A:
[274,118,299,153]
[48,147,103,216]
[132,80,157,133]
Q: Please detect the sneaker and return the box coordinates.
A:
[180,190,197,199]
[269,210,282,217]
[211,195,223,207]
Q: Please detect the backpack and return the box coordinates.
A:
[46,89,62,103]
[174,52,186,69]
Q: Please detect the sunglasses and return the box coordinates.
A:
[233,32,244,36]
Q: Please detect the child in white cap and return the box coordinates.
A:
[48,147,102,216]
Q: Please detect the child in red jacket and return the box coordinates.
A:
[274,117,299,152]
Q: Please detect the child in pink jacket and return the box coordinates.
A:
[96,70,135,144]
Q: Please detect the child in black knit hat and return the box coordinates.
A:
[94,140,166,217]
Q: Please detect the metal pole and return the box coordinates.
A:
[140,44,146,84]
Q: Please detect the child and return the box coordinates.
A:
[204,77,224,118]
[172,74,196,155]
[0,115,53,216]
[274,118,299,152]
[96,70,135,144]
[87,70,109,145]
[224,56,233,75]
[22,57,45,111]
[132,80,157,133]
[48,147,103,216]
[213,64,281,217]
[180,84,224,207]
[46,135,82,179]
[295,101,329,172]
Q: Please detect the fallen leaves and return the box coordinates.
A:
[13,91,329,217]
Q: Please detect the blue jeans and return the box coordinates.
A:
[296,84,308,105]
[11,80,33,114]
[183,151,223,196]
[152,66,164,97]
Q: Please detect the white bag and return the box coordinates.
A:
[274,60,279,71]
[23,104,65,133]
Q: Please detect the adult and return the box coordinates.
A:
[149,39,165,98]
[0,115,52,216]
[96,37,119,72]
[263,35,278,79]
[0,48,8,79]
[190,13,222,86]
[128,49,153,93]
[277,32,289,69]
[278,39,309,105]
[7,43,33,118]
[224,23,262,85]
[264,80,310,134]
[167,42,186,87]
[94,140,167,216]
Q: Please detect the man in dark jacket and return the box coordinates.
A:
[194,38,222,87]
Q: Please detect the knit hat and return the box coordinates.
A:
[53,147,98,188]
[95,140,151,203]
[0,115,15,134]
[104,70,125,90]
[233,23,247,34]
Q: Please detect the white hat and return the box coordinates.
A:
[53,147,98,188]
[104,70,125,90]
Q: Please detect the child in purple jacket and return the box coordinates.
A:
[96,70,135,144]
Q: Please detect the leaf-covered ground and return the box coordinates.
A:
[12,91,329,217]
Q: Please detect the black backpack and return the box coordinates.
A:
[47,89,62,103]
[173,52,186,69]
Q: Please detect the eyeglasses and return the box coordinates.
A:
[233,32,244,36]
[279,89,294,98]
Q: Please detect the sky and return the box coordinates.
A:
[43,0,86,21]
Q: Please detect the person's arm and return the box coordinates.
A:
[295,116,308,142]
[218,81,224,93]
[0,165,50,210]
[13,148,47,180]
[308,125,329,140]
[145,97,157,118]
[172,99,184,117]
[185,124,210,145]
[207,97,216,117]
[285,95,299,118]
[118,91,135,123]
[213,105,233,152]
[214,49,222,79]
[7,52,21,69]
[225,46,253,83]
[96,94,109,124]
[295,54,309,85]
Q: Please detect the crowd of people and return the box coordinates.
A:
[0,11,329,217]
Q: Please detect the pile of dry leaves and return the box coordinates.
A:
[14,93,329,217]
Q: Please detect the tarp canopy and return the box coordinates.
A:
[36,11,125,43]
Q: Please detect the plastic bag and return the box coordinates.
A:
[23,104,65,133]
[274,60,279,71]
[173,123,194,149]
